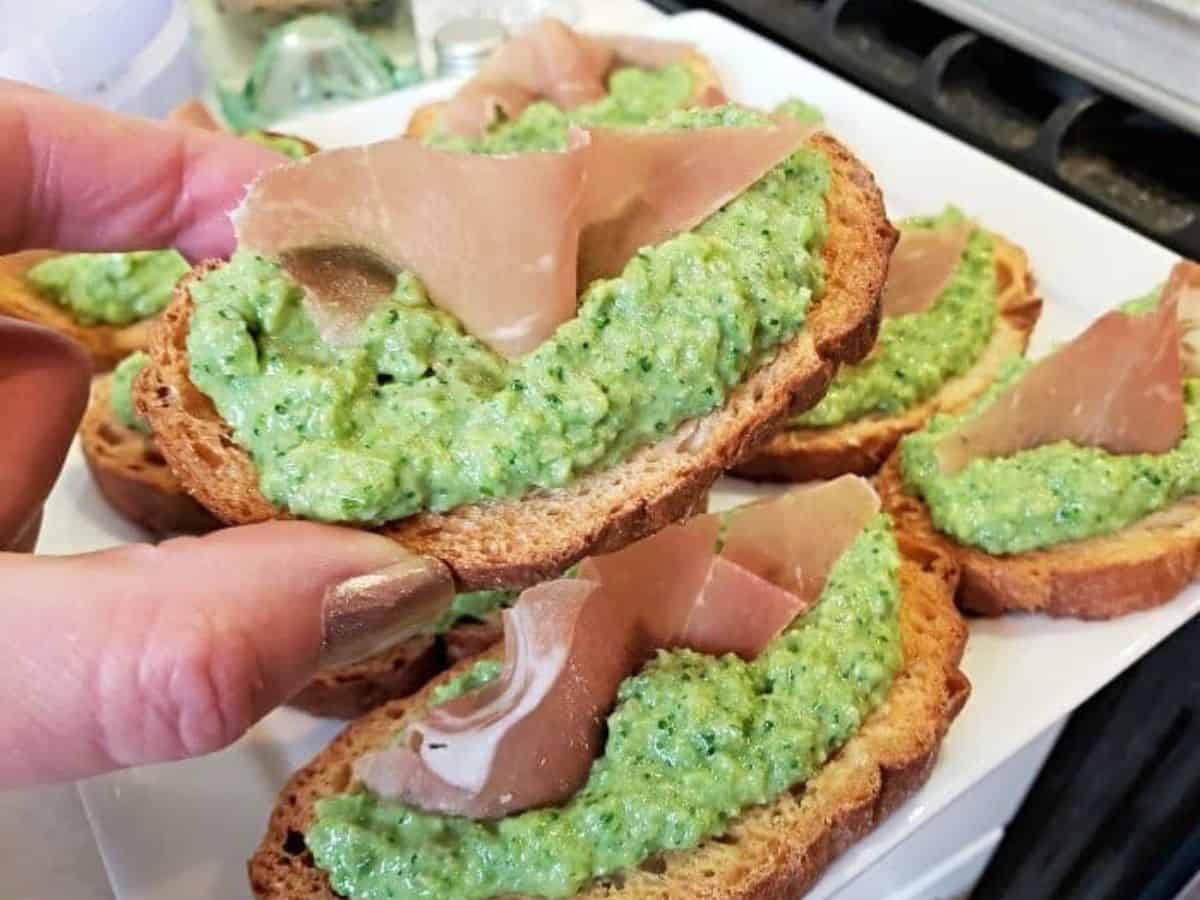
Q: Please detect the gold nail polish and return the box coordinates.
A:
[321,554,456,670]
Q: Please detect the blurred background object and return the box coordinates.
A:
[189,0,422,128]
[0,0,202,117]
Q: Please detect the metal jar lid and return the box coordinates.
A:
[434,17,508,78]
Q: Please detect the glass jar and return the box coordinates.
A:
[188,0,422,128]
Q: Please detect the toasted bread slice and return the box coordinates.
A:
[135,132,893,590]
[80,374,221,536]
[248,536,969,900]
[878,454,1200,618]
[404,50,722,141]
[735,235,1043,482]
[0,251,155,372]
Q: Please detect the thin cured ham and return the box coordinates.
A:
[233,136,586,356]
[936,281,1186,475]
[355,477,879,818]
[437,18,717,139]
[234,121,808,357]
[721,474,882,606]
[879,220,972,318]
[576,120,813,288]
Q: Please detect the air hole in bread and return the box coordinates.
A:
[143,447,167,467]
[638,856,667,875]
[713,832,739,845]
[98,424,122,446]
[282,828,307,855]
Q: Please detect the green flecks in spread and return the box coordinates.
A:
[307,517,902,900]
[27,251,189,327]
[427,63,696,154]
[110,352,151,434]
[901,353,1200,554]
[241,129,313,160]
[430,658,505,706]
[794,207,996,428]
[187,104,831,523]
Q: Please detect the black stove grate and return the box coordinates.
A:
[652,0,1200,260]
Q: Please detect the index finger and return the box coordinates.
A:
[0,81,283,260]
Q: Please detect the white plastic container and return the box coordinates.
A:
[0,0,201,117]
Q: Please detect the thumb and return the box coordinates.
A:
[0,521,454,787]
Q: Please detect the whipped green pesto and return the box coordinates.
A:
[27,250,188,327]
[242,129,313,160]
[308,516,902,900]
[110,352,151,434]
[428,63,696,153]
[795,208,996,428]
[187,104,830,523]
[902,351,1200,554]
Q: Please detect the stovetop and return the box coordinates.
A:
[652,0,1200,261]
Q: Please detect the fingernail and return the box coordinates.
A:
[320,554,456,670]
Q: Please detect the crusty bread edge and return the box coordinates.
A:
[879,453,1200,618]
[735,235,1043,482]
[80,375,222,536]
[247,538,969,900]
[0,251,156,372]
[136,132,894,590]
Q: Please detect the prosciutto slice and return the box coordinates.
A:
[880,220,972,318]
[234,121,807,356]
[576,121,811,288]
[356,477,879,818]
[721,474,882,607]
[437,18,713,139]
[936,283,1186,475]
[234,136,586,356]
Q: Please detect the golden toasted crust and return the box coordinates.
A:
[247,538,969,900]
[80,375,221,535]
[403,51,722,141]
[878,454,1200,618]
[0,251,157,372]
[134,132,894,590]
[735,235,1043,482]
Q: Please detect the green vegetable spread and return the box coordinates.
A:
[308,516,902,899]
[27,250,188,327]
[902,343,1200,555]
[187,103,831,523]
[794,208,996,428]
[110,352,151,434]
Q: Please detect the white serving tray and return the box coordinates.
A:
[42,10,1198,900]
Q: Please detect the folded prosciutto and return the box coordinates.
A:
[354,476,880,818]
[879,219,972,318]
[233,119,809,357]
[436,17,723,139]
[935,264,1193,475]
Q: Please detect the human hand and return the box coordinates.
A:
[0,83,453,788]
